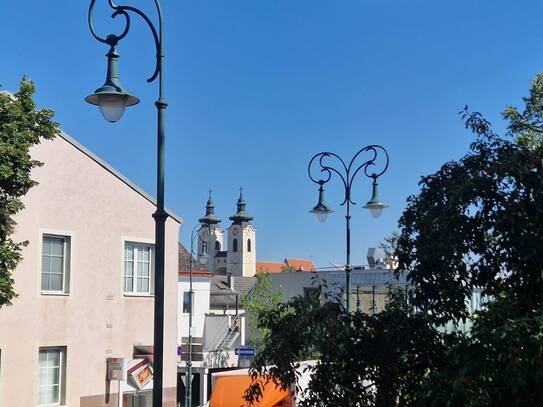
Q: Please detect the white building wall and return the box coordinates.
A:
[178,278,211,339]
[241,225,256,277]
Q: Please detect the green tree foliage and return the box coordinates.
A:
[397,76,543,324]
[423,296,543,406]
[0,79,58,307]
[246,75,543,406]
[241,271,283,352]
[245,290,442,407]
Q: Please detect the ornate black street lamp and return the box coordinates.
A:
[308,146,389,312]
[85,1,167,405]
[185,223,209,407]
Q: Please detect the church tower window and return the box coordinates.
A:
[247,238,252,252]
[233,238,238,252]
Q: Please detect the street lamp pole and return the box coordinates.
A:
[307,146,390,312]
[185,224,209,407]
[85,1,166,406]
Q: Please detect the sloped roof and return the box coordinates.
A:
[178,243,210,276]
[59,131,182,223]
[284,258,316,272]
[256,261,285,274]
[210,277,238,308]
[232,276,257,297]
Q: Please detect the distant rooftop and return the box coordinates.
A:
[178,243,210,276]
[256,258,316,274]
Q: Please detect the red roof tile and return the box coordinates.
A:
[284,258,316,272]
[256,261,285,274]
[178,243,211,276]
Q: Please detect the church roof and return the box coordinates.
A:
[198,193,222,225]
[229,190,253,223]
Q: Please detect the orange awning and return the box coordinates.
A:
[210,375,292,407]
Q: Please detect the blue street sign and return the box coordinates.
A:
[235,348,256,356]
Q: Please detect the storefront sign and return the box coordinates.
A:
[107,358,128,381]
[130,364,153,390]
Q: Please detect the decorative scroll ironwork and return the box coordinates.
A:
[88,0,163,83]
[308,145,389,206]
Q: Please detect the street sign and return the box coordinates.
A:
[107,358,128,381]
[235,348,256,356]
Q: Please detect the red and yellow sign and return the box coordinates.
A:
[130,364,153,390]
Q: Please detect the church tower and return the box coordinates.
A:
[226,190,256,277]
[198,192,225,274]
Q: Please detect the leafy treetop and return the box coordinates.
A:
[0,79,58,307]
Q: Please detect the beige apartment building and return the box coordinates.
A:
[0,132,180,406]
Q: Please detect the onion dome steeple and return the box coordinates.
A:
[198,190,222,225]
[229,188,254,223]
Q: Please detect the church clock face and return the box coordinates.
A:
[200,227,211,242]
[232,227,239,236]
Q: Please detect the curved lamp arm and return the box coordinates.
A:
[88,0,163,83]
[307,145,389,206]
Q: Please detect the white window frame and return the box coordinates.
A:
[37,346,66,406]
[123,242,155,296]
[40,234,71,295]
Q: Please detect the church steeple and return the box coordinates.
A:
[226,188,256,277]
[199,189,222,225]
[229,188,253,224]
[197,190,225,274]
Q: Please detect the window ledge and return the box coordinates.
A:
[123,293,154,298]
[41,291,70,296]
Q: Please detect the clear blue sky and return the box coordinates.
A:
[2,1,543,268]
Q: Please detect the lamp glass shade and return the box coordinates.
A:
[199,253,209,265]
[97,93,129,123]
[310,184,333,223]
[363,180,388,219]
[315,211,329,223]
[368,206,384,219]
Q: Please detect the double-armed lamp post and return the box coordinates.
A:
[85,1,166,405]
[308,146,390,312]
[185,224,210,407]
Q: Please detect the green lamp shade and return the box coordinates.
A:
[85,48,140,122]
[199,242,209,265]
[310,185,334,223]
[363,181,388,219]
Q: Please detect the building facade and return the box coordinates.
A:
[177,245,246,405]
[0,133,180,407]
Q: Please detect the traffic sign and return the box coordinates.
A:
[235,348,256,356]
